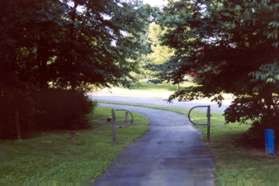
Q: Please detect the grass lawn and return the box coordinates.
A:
[93,82,205,99]
[0,107,149,186]
[194,113,279,186]
[99,101,279,186]
[130,82,196,91]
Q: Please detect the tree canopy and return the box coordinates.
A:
[136,22,174,81]
[0,0,155,139]
[0,0,153,91]
[146,22,174,65]
[159,0,279,125]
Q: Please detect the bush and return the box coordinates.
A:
[239,117,279,148]
[0,89,94,139]
[33,89,93,131]
[0,91,35,139]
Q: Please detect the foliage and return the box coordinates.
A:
[238,115,279,148]
[0,91,35,139]
[160,0,279,126]
[0,89,94,139]
[137,22,174,81]
[0,0,153,90]
[33,89,93,131]
[132,22,174,81]
[146,23,174,65]
[0,0,154,137]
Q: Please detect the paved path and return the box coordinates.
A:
[93,104,215,186]
[90,95,231,113]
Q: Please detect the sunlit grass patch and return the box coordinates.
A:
[0,107,149,185]
[130,82,196,91]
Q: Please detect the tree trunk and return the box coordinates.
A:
[15,109,22,140]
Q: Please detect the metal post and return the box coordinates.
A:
[207,106,211,142]
[129,112,134,124]
[187,105,211,142]
[124,111,128,125]
[111,109,117,144]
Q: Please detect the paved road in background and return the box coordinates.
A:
[90,95,231,113]
[93,104,215,186]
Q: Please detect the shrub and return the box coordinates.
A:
[0,92,35,139]
[33,89,93,131]
[239,117,279,148]
[0,89,94,139]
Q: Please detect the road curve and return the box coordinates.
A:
[90,95,230,113]
[93,103,215,186]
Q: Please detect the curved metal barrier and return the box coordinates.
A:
[188,105,211,142]
[110,109,134,144]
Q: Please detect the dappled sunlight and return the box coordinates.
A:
[93,87,173,99]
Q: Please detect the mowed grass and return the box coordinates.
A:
[130,82,191,91]
[99,101,279,186]
[191,112,279,186]
[0,107,149,185]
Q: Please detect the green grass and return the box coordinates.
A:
[130,82,196,91]
[99,101,279,186]
[187,110,279,186]
[0,107,149,186]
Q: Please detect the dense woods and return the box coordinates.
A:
[0,0,152,138]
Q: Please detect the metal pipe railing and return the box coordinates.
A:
[187,105,211,142]
[110,109,134,144]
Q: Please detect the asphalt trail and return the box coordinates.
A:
[93,104,215,186]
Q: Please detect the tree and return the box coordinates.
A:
[0,0,153,91]
[146,22,174,65]
[0,0,153,138]
[135,22,174,81]
[159,0,279,131]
